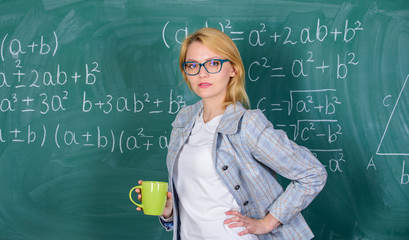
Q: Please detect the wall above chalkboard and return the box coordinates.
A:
[0,0,408,240]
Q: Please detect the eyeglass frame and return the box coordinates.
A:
[181,59,230,76]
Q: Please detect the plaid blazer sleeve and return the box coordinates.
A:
[245,110,327,224]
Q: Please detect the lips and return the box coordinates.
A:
[198,82,212,88]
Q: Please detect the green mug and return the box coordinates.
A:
[129,181,168,216]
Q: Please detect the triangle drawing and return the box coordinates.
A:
[376,74,409,156]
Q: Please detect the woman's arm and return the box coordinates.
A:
[246,110,327,225]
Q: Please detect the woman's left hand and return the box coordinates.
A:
[224,210,281,236]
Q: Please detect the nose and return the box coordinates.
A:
[198,65,209,77]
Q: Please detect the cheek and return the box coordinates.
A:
[187,77,197,90]
[187,77,194,86]
[220,75,231,90]
[224,71,235,84]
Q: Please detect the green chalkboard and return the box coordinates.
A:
[1,0,409,239]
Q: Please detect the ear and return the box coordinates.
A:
[230,66,237,78]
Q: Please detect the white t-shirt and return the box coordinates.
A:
[174,112,258,240]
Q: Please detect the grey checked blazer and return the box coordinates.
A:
[162,101,327,240]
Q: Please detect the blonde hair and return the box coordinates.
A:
[179,28,250,108]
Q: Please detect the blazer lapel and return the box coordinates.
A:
[168,101,203,177]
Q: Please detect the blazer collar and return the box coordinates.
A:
[217,102,246,134]
[172,100,246,134]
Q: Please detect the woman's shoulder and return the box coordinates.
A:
[242,108,271,127]
[172,101,202,128]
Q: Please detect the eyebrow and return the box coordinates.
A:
[185,57,222,62]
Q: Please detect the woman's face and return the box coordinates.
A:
[184,41,236,105]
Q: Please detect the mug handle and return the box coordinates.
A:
[129,186,143,208]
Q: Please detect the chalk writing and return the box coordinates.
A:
[0,61,100,89]
[402,160,409,184]
[0,124,169,154]
[162,18,364,48]
[248,52,359,81]
[377,74,409,156]
[256,89,341,116]
[1,32,58,61]
[82,89,186,114]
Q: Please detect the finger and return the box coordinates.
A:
[138,180,143,185]
[238,229,249,236]
[136,207,143,211]
[135,188,140,193]
[224,216,240,224]
[227,222,245,228]
[138,194,141,201]
[225,210,241,216]
[167,192,172,199]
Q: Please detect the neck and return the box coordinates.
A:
[202,99,225,123]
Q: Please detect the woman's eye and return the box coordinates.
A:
[210,60,220,66]
[187,63,198,68]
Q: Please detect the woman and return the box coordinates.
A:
[136,27,327,239]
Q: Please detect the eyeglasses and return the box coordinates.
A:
[182,59,230,76]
